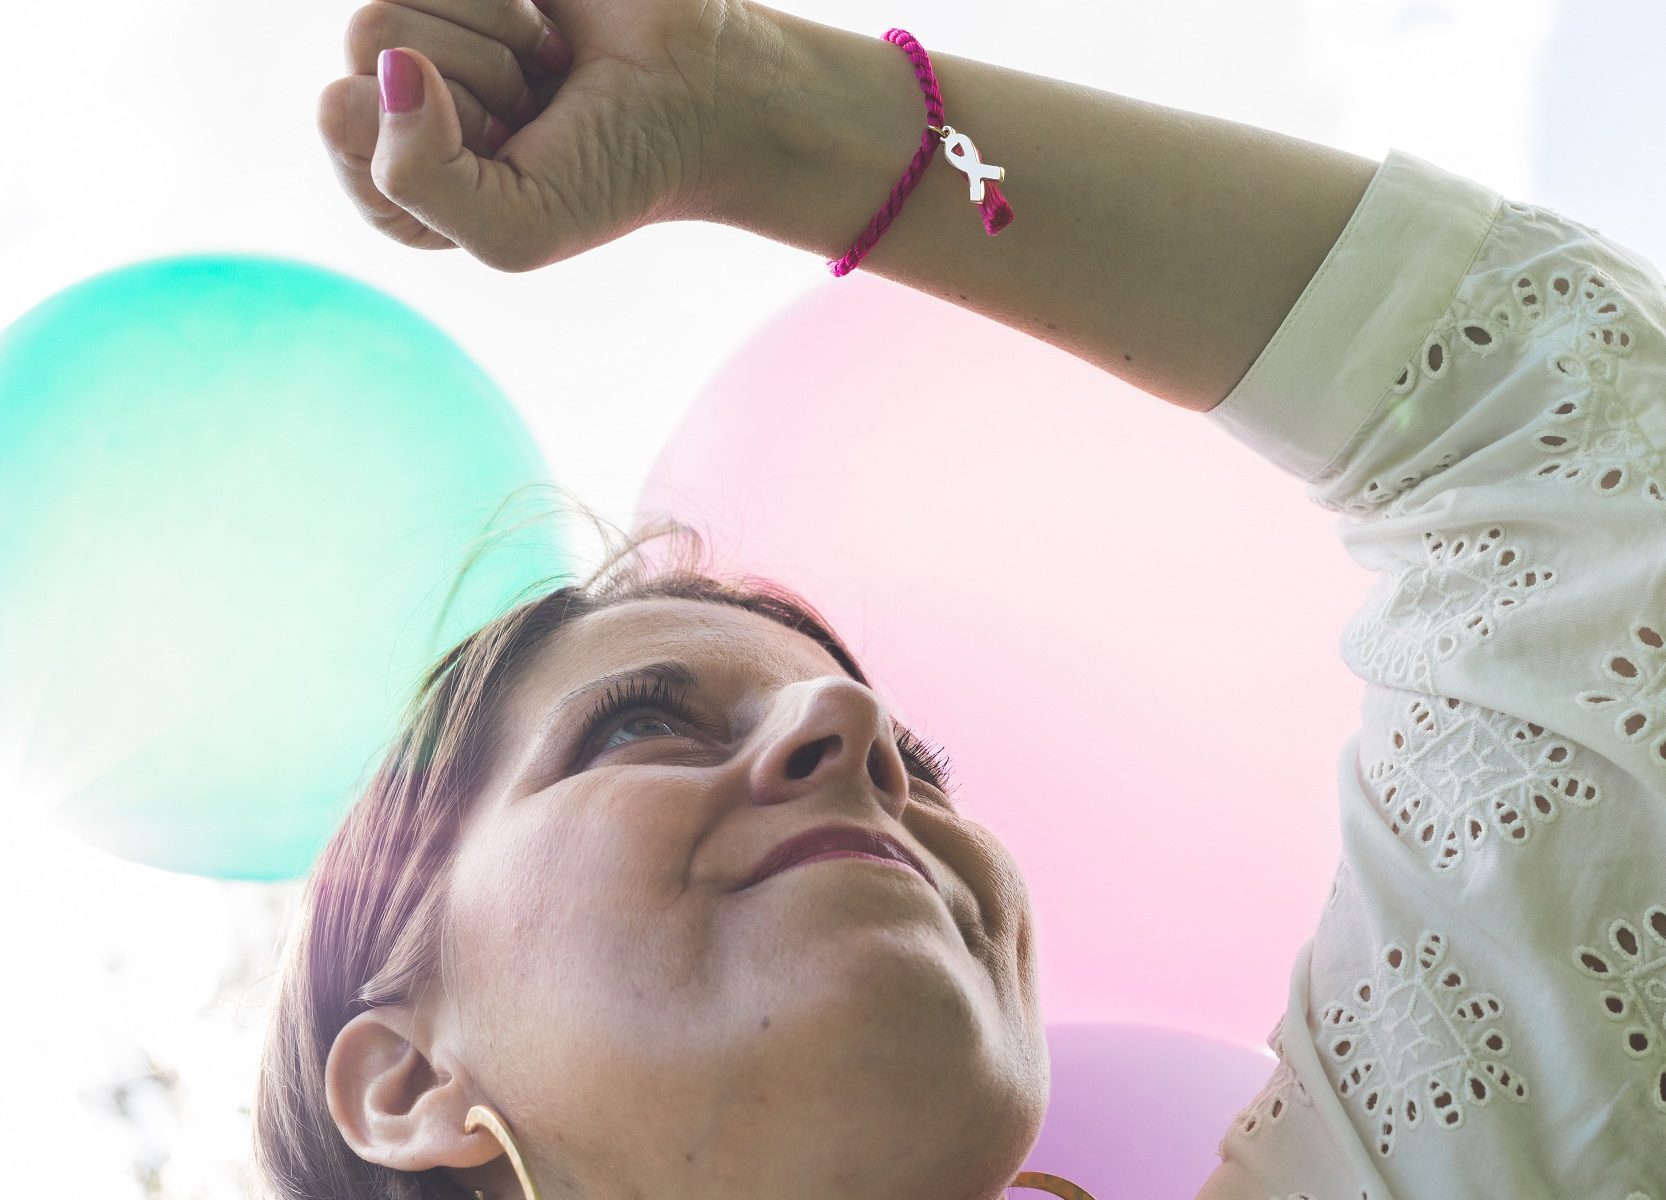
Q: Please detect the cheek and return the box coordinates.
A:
[452,792,710,1003]
[444,809,595,1039]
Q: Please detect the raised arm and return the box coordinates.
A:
[702,3,1381,414]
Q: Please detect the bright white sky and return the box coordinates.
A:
[7,0,1666,1192]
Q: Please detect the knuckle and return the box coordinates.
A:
[488,40,522,89]
[343,3,397,72]
[368,156,416,201]
[315,80,354,147]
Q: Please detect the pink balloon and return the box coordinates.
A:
[635,273,1374,1049]
[1022,1022,1276,1200]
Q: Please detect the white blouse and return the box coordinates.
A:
[1202,147,1666,1200]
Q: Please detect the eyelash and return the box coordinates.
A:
[577,675,960,798]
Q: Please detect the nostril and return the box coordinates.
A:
[786,737,834,779]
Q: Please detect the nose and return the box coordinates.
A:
[748,678,911,814]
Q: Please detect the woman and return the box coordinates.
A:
[266,0,1666,1196]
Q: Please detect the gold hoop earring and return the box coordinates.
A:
[1011,1170,1097,1199]
[463,1104,543,1200]
[460,1105,1094,1200]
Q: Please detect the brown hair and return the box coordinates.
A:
[250,489,878,1200]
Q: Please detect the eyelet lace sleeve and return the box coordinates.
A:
[1201,148,1666,1200]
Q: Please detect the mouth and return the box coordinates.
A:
[743,822,936,891]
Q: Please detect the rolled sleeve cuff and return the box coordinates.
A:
[1203,148,1503,484]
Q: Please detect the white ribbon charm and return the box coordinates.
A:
[936,125,1005,203]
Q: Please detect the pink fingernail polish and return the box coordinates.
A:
[378,48,423,114]
[531,27,574,75]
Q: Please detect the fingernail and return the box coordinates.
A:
[531,27,574,75]
[483,113,511,154]
[378,48,423,113]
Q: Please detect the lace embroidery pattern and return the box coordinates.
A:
[1326,242,1665,518]
[1340,525,1555,693]
[1234,204,1666,1189]
[1344,450,1461,517]
[1513,269,1666,506]
[1363,695,1602,871]
[1318,931,1527,1160]
[1570,904,1666,1115]
[1220,1016,1315,1156]
[1576,623,1666,767]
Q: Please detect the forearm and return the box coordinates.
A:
[704,3,1380,414]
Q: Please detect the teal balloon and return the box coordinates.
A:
[0,255,567,880]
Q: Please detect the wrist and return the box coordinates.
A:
[699,3,933,259]
[698,0,792,212]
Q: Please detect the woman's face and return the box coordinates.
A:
[332,596,1048,1200]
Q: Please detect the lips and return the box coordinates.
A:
[744,822,935,890]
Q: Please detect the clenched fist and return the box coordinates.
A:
[318,0,765,272]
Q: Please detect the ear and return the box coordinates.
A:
[324,1004,502,1175]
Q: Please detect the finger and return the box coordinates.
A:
[345,2,554,129]
[369,46,539,271]
[372,0,574,79]
[345,4,540,130]
[321,73,518,251]
[323,72,509,163]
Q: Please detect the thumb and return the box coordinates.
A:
[373,47,498,260]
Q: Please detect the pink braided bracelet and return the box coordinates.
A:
[827,28,1014,277]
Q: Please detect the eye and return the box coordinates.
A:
[895,725,959,801]
[597,712,684,753]
[575,675,702,762]
[574,673,959,802]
